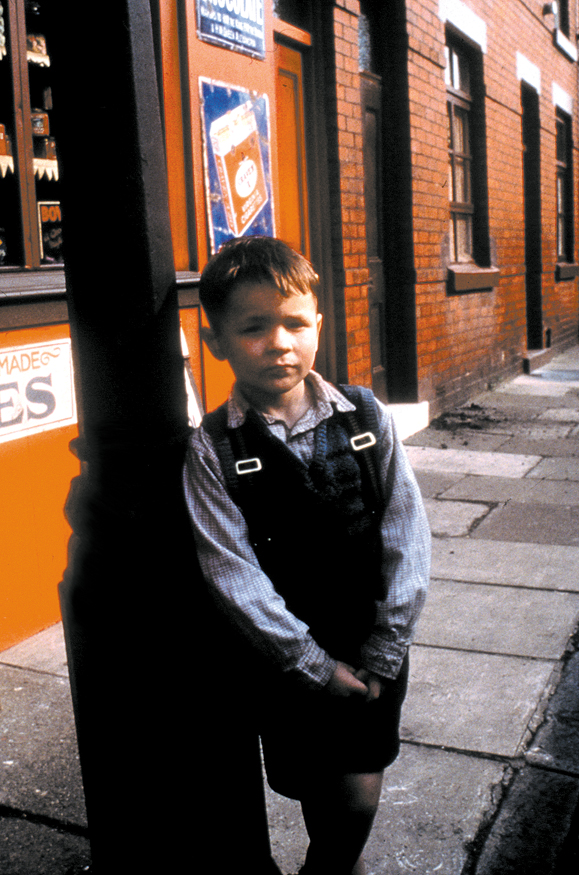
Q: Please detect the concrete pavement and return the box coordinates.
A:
[2,347,579,873]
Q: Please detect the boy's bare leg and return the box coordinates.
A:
[299,771,383,875]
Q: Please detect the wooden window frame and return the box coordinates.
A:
[445,33,496,293]
[1,0,50,270]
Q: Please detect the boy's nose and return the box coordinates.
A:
[269,326,292,351]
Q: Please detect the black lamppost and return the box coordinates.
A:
[47,3,278,871]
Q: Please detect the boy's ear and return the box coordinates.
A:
[201,324,227,361]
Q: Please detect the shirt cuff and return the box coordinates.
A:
[360,634,409,681]
[294,637,337,689]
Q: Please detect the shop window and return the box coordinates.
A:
[445,34,497,292]
[556,109,574,265]
[0,0,61,270]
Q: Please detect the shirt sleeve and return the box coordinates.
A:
[359,401,431,680]
[183,428,337,689]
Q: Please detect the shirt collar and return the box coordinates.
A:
[226,371,356,429]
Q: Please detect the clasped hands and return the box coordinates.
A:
[326,661,384,701]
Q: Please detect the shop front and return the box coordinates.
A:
[1,0,340,648]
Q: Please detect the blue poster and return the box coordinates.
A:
[196,0,266,60]
[200,78,274,254]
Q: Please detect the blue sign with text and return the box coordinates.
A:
[196,0,266,60]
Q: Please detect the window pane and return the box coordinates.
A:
[455,214,473,262]
[447,45,471,96]
[452,107,469,155]
[556,119,566,163]
[557,175,564,214]
[558,216,566,259]
[453,158,470,203]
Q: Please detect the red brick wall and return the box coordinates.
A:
[331,0,372,386]
[325,1,578,412]
[407,0,579,414]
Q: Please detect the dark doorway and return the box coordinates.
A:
[522,83,543,350]
[361,70,387,401]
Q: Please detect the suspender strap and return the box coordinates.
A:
[203,384,384,510]
[337,384,383,509]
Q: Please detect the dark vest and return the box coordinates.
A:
[203,385,385,665]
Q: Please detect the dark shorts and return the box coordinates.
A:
[259,653,409,800]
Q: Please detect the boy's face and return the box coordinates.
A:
[203,281,323,406]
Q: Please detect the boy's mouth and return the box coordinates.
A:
[266,366,299,378]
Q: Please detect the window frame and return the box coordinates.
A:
[0,0,60,272]
[555,108,574,266]
[447,72,474,264]
[558,0,570,38]
[445,32,497,292]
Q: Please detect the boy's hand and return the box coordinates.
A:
[355,668,384,701]
[326,662,369,698]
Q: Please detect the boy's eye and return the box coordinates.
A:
[240,323,264,334]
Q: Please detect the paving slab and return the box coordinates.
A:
[0,623,68,676]
[0,818,90,875]
[472,391,572,413]
[505,422,575,438]
[431,538,579,590]
[540,349,579,370]
[414,580,579,659]
[405,430,510,451]
[406,446,541,478]
[440,473,579,505]
[413,470,466,499]
[534,369,579,383]
[494,376,575,397]
[538,407,579,422]
[526,456,579,480]
[493,435,579,457]
[472,501,579,546]
[266,744,506,875]
[401,646,555,756]
[424,498,491,537]
[0,664,86,826]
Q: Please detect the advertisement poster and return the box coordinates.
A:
[200,78,274,253]
[0,339,77,443]
[196,0,265,59]
[37,201,63,264]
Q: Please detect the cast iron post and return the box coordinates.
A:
[46,3,278,872]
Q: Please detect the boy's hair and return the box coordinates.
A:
[199,236,319,330]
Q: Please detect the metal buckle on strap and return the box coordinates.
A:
[235,457,263,475]
[350,432,377,451]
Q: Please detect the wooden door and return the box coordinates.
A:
[275,41,310,258]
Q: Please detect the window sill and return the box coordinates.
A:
[0,268,66,301]
[556,262,579,281]
[555,29,578,62]
[447,264,500,293]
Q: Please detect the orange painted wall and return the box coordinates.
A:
[0,323,79,651]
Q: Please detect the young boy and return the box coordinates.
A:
[183,236,430,875]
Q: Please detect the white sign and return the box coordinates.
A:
[0,339,77,443]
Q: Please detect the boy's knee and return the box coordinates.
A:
[341,772,383,817]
